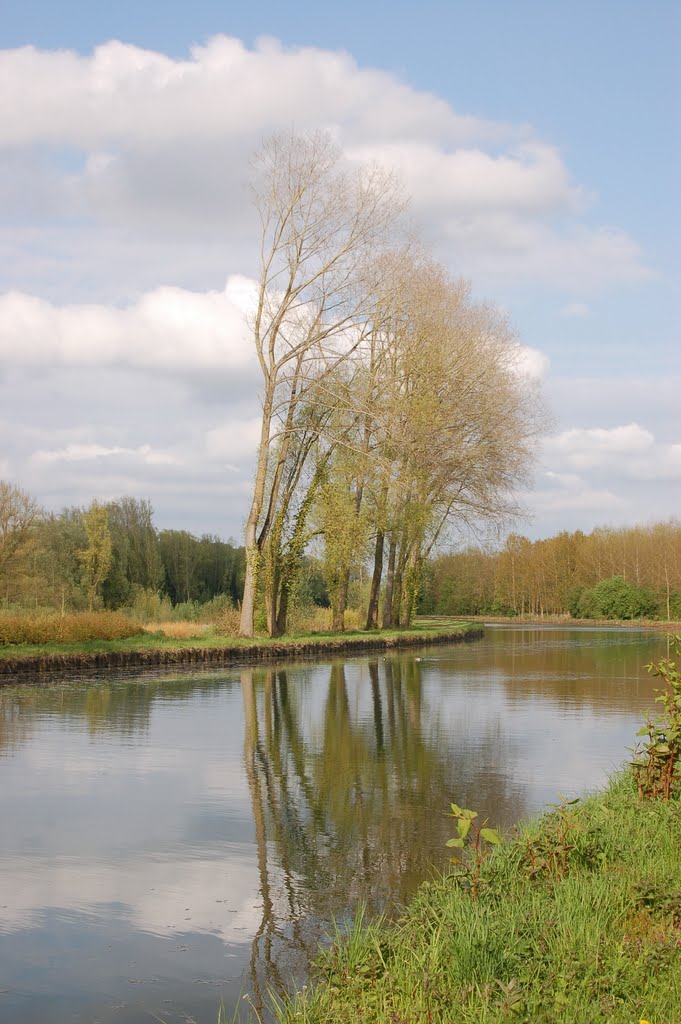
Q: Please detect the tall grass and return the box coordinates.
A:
[0,611,145,644]
[268,772,681,1024]
[142,620,216,640]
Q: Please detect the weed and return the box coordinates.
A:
[446,802,502,898]
[523,794,584,880]
[631,634,681,799]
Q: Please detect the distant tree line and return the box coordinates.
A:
[421,521,681,621]
[0,482,246,614]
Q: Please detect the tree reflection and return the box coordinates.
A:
[240,654,526,1008]
[0,675,231,750]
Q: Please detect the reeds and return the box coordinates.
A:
[142,620,216,640]
[0,611,145,644]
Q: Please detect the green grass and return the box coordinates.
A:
[267,773,681,1024]
[0,618,474,663]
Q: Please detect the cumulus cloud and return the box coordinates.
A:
[510,344,550,379]
[515,419,681,535]
[0,35,651,292]
[0,276,258,372]
[30,442,181,466]
[438,220,650,290]
[346,140,583,215]
[547,423,655,468]
[0,37,510,150]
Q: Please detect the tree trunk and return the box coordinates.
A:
[275,581,290,636]
[365,528,384,629]
[332,574,349,632]
[401,553,422,628]
[265,567,281,636]
[392,567,403,627]
[382,538,396,629]
[239,396,274,637]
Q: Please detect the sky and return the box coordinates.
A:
[1,0,679,544]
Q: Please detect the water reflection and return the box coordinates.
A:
[0,627,666,1023]
[239,657,528,1010]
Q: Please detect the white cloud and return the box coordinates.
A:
[534,471,624,513]
[0,36,651,292]
[519,421,681,535]
[510,344,550,379]
[347,140,583,215]
[439,220,651,290]
[0,37,511,150]
[30,443,180,466]
[0,276,258,372]
[540,422,681,490]
[547,423,655,467]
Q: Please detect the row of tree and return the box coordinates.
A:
[422,521,681,620]
[237,131,544,636]
[0,482,245,612]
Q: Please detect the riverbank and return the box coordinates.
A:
[452,613,681,631]
[0,620,480,679]
[267,771,680,1024]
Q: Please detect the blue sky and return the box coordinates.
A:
[0,1,678,541]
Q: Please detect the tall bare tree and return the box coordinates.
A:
[239,131,403,636]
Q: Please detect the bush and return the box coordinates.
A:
[589,575,657,620]
[124,586,173,623]
[197,594,235,623]
[667,592,681,620]
[215,605,242,636]
[567,586,586,618]
[287,605,363,633]
[0,611,145,645]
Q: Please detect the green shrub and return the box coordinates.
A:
[199,594,235,623]
[124,585,173,623]
[170,600,203,622]
[668,592,681,620]
[589,575,657,620]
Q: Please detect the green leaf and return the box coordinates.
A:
[461,809,478,820]
[450,803,462,816]
[480,828,502,845]
[457,818,471,839]
[446,837,465,848]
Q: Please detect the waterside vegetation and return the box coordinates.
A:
[0,617,479,676]
[262,775,680,1024]
[254,641,681,1024]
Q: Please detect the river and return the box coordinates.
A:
[0,625,669,1022]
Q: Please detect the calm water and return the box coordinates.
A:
[0,626,668,1022]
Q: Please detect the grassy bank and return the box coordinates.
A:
[450,613,681,631]
[267,772,680,1024]
[0,619,479,677]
